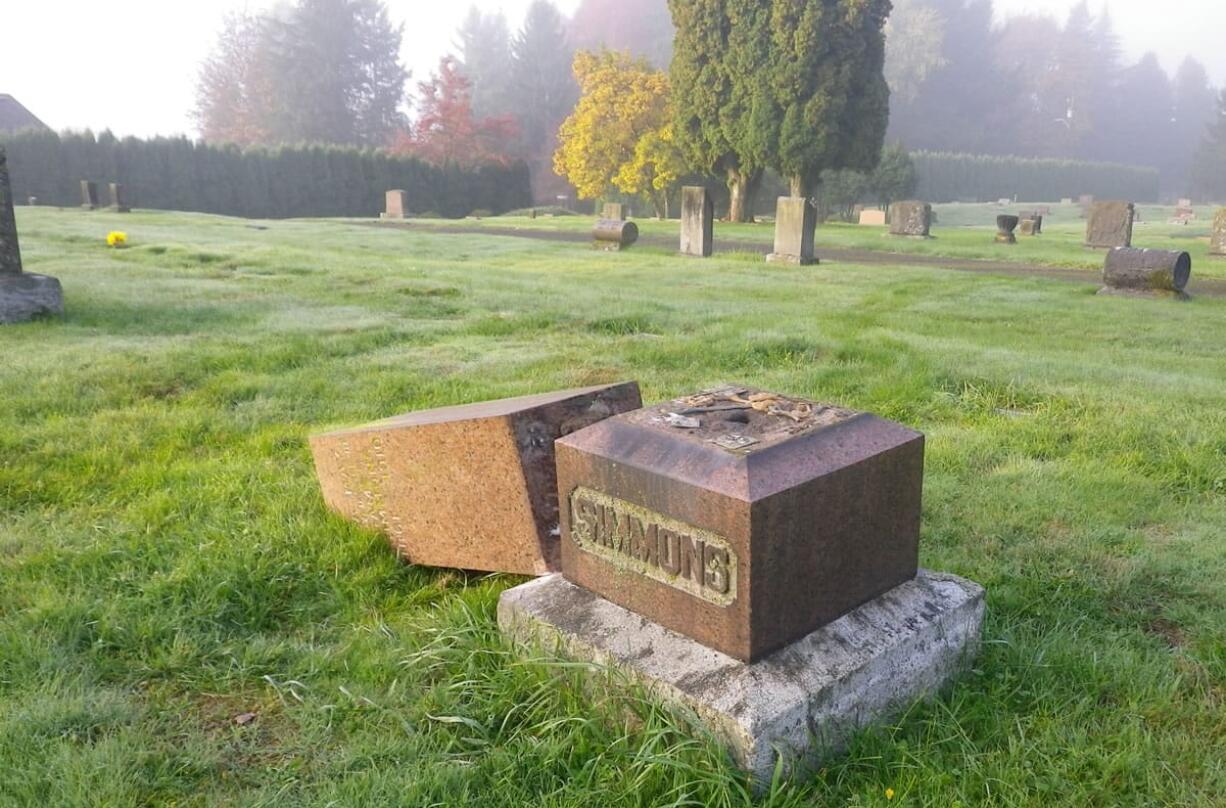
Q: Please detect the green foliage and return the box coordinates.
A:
[1191,89,1226,201]
[767,0,892,192]
[0,130,530,218]
[912,151,1161,203]
[870,143,918,207]
[1,208,1224,804]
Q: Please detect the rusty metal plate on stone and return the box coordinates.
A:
[557,385,924,662]
[310,382,642,576]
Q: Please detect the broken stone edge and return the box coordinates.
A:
[498,570,985,788]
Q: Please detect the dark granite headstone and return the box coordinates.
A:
[80,180,99,210]
[556,385,925,662]
[679,186,713,257]
[1,148,64,323]
[108,183,130,213]
[889,201,932,237]
[766,197,817,265]
[1085,201,1135,248]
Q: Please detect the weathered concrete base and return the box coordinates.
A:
[499,570,984,788]
[1096,286,1191,302]
[765,253,818,266]
[0,273,64,324]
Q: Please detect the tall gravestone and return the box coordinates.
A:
[766,197,817,265]
[1210,209,1226,256]
[1,148,64,324]
[601,202,625,221]
[382,190,407,220]
[1085,201,1135,248]
[108,183,130,213]
[80,180,99,210]
[679,186,713,257]
[499,385,984,788]
[889,201,932,237]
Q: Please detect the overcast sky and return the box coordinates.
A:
[2,0,1222,138]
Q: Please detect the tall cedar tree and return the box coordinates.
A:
[768,0,892,196]
[668,0,767,222]
[195,0,407,146]
[1172,59,1217,191]
[509,1,579,198]
[393,56,518,167]
[1192,90,1226,201]
[454,7,515,120]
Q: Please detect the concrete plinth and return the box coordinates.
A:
[0,273,64,324]
[498,570,984,788]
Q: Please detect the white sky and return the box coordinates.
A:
[1,0,1221,138]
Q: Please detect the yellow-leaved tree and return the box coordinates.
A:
[553,50,683,219]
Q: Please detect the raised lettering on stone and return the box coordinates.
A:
[568,487,737,606]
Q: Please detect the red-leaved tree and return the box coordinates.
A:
[392,56,519,167]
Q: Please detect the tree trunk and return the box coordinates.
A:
[726,167,762,223]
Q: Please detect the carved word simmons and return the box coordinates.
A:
[568,487,737,605]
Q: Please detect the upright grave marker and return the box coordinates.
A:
[601,202,625,221]
[80,180,99,210]
[679,186,713,257]
[889,201,932,237]
[499,385,985,787]
[1,148,64,324]
[1085,201,1135,248]
[1209,209,1226,256]
[766,197,817,265]
[108,183,130,213]
[382,190,408,220]
[310,383,641,576]
[858,209,886,226]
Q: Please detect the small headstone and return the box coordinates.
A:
[26,196,37,206]
[766,197,817,265]
[679,186,714,257]
[528,208,537,220]
[1078,194,1095,219]
[80,180,99,210]
[108,183,130,213]
[996,197,1011,206]
[1210,209,1226,256]
[381,189,407,220]
[1,148,64,324]
[858,209,886,226]
[1085,201,1135,248]
[601,202,625,221]
[1019,217,1041,236]
[1178,198,1192,208]
[888,200,932,237]
[309,383,642,576]
[499,384,984,788]
[1061,197,1074,205]
[1171,204,1195,224]
[995,214,1019,244]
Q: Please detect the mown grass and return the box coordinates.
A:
[411,201,1226,279]
[1,207,1223,806]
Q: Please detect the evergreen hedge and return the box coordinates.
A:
[0,130,531,218]
[912,151,1160,203]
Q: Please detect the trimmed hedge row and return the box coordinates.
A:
[0,130,531,219]
[912,151,1160,203]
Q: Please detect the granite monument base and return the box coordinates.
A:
[499,570,984,789]
[0,273,64,324]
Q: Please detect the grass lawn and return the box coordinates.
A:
[412,201,1226,280]
[2,207,1223,806]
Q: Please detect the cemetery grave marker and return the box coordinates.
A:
[499,384,984,787]
[679,186,713,257]
[381,190,408,220]
[593,219,638,251]
[1098,247,1191,300]
[766,197,817,265]
[1,148,64,324]
[1210,209,1226,256]
[310,383,642,575]
[108,183,130,213]
[1085,201,1135,248]
[80,180,99,210]
[995,215,1019,244]
[858,209,886,226]
[601,202,625,221]
[889,201,932,237]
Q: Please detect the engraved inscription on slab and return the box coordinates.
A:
[568,487,737,605]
